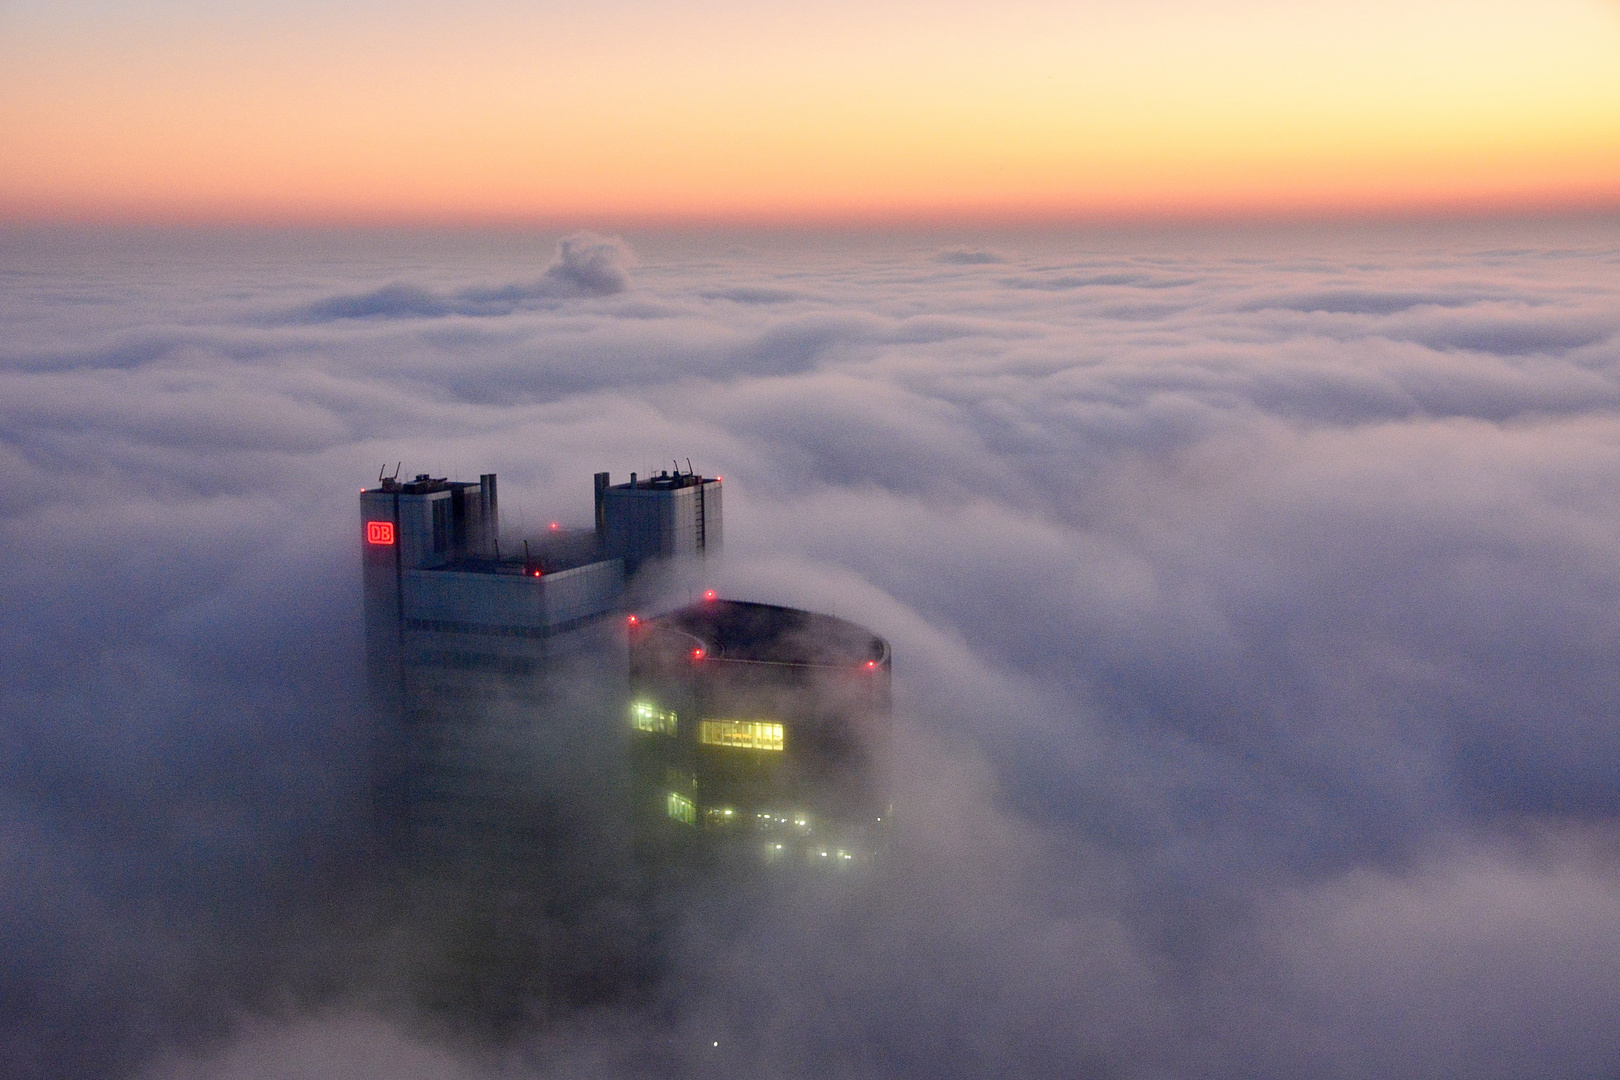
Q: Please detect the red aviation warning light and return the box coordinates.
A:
[366,521,395,545]
[691,647,705,661]
[864,660,878,670]
[703,589,717,601]
[627,614,640,626]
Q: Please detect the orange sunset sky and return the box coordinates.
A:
[2,0,1618,224]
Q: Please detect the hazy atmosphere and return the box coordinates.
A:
[5,0,1618,221]
[5,218,1620,1078]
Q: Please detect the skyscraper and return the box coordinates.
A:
[358,465,889,876]
[626,597,892,868]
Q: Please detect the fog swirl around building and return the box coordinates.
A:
[627,598,891,870]
[355,462,893,1031]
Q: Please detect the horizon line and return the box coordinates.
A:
[5,190,1619,234]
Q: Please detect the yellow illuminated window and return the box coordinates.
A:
[705,805,738,827]
[753,810,811,834]
[631,700,678,736]
[666,791,696,825]
[698,719,784,751]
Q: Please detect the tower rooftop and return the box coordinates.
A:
[652,599,888,667]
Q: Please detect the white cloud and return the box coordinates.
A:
[3,219,1620,1078]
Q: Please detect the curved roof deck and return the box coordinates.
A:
[652,599,889,668]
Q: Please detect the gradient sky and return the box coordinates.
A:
[2,0,1619,223]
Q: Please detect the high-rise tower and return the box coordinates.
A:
[626,597,892,868]
[359,466,728,846]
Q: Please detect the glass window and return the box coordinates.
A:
[630,700,678,735]
[697,719,784,751]
[431,499,449,553]
[666,791,696,826]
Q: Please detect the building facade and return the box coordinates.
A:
[595,468,721,575]
[361,471,629,668]
[357,467,892,876]
[626,598,892,868]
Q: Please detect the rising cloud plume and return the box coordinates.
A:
[287,232,633,323]
[3,218,1620,1079]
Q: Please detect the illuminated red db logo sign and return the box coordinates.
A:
[366,521,395,546]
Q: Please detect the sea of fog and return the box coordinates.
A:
[4,218,1620,1079]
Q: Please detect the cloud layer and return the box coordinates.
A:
[4,219,1620,1079]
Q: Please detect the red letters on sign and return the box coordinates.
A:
[366,521,395,545]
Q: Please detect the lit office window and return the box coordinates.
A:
[753,810,810,834]
[697,720,784,751]
[705,805,738,828]
[666,791,696,826]
[631,701,678,735]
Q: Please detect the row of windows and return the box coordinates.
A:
[403,611,599,639]
[698,719,784,751]
[630,703,786,752]
[630,701,678,735]
[659,796,865,868]
[663,798,814,834]
[431,499,450,553]
[763,842,860,867]
[666,791,697,825]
